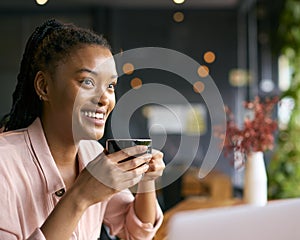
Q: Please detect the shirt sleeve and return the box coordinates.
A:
[0,230,17,240]
[123,199,163,240]
[0,226,45,240]
[26,229,46,240]
[103,190,163,240]
[0,225,46,240]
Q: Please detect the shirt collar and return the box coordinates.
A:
[27,118,65,194]
[26,118,103,194]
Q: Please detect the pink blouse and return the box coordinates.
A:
[0,118,163,239]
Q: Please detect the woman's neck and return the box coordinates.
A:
[45,134,80,189]
[40,117,80,189]
[40,115,79,164]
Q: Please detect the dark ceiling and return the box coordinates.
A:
[0,0,241,9]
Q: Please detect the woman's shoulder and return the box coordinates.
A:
[0,129,30,176]
[0,128,28,152]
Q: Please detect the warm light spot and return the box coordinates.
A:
[197,65,209,78]
[36,0,48,5]
[130,77,142,89]
[173,12,184,23]
[122,63,134,75]
[193,81,205,93]
[204,51,216,63]
[173,0,185,4]
[229,69,249,86]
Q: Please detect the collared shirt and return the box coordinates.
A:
[0,118,163,240]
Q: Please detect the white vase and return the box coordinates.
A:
[243,151,267,206]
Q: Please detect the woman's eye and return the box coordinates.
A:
[108,83,116,90]
[82,79,95,87]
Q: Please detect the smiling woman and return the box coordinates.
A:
[0,19,164,240]
[39,44,117,142]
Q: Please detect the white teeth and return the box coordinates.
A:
[95,113,103,119]
[82,111,104,120]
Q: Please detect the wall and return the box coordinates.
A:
[103,8,239,174]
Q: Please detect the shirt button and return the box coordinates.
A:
[55,188,65,197]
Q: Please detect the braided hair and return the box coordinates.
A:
[0,19,111,132]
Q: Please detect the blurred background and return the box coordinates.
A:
[0,0,292,211]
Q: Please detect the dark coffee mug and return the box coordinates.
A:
[106,139,152,163]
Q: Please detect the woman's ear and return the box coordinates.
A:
[34,71,49,101]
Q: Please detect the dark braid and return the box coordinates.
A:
[0,19,111,132]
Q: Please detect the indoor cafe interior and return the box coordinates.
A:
[1,0,300,239]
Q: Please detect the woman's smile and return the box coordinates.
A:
[81,108,106,127]
[45,45,117,142]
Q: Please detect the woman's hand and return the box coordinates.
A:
[141,149,165,182]
[40,146,154,240]
[72,145,151,207]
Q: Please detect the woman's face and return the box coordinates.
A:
[44,45,117,142]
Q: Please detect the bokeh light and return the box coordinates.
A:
[173,12,185,23]
[229,69,249,87]
[204,51,216,63]
[193,81,205,93]
[130,77,142,89]
[173,0,185,4]
[122,63,135,75]
[36,0,48,5]
[197,65,209,78]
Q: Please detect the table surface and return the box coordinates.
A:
[154,197,243,240]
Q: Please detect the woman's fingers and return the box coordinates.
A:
[76,147,165,205]
[107,145,149,164]
[141,149,165,181]
[86,151,150,191]
[151,149,164,160]
[117,154,152,171]
[99,163,149,191]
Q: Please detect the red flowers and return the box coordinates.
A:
[222,96,279,157]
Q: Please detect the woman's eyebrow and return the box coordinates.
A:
[76,69,118,80]
[76,68,98,76]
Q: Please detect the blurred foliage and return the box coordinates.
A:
[268,0,300,199]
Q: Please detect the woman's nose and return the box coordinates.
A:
[94,90,109,106]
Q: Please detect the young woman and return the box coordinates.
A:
[0,19,164,240]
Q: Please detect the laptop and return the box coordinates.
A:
[168,198,300,240]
